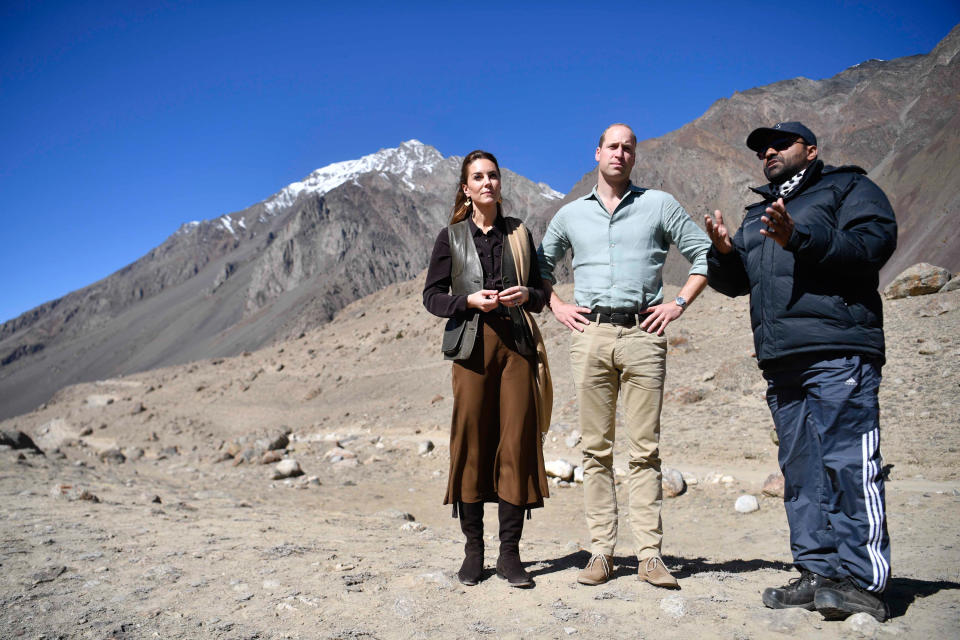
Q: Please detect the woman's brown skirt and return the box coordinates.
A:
[444,315,549,508]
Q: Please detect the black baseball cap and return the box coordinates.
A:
[746,121,817,152]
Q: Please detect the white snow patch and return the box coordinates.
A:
[537,182,564,200]
[263,140,444,214]
[220,215,235,235]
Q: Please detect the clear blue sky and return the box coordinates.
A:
[2,1,957,324]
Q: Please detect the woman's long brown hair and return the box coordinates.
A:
[450,150,502,224]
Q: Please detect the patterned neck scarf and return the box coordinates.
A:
[777,168,806,198]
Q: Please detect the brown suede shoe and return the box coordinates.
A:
[637,556,679,589]
[577,553,614,585]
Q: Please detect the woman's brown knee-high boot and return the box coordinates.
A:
[457,501,485,586]
[496,500,534,588]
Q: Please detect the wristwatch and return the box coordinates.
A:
[674,296,687,310]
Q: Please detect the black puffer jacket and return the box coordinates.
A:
[707,160,897,369]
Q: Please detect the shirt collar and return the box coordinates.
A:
[583,182,646,202]
[468,212,506,237]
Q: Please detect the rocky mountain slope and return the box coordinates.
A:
[0,141,561,420]
[1,272,957,638]
[529,24,960,287]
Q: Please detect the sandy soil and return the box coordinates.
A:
[1,280,958,639]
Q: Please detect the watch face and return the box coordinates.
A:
[675,296,687,308]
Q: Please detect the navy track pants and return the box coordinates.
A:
[764,354,891,593]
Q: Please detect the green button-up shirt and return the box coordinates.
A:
[537,184,709,310]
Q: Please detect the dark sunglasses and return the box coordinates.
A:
[756,137,803,158]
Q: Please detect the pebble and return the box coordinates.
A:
[661,467,686,498]
[99,448,126,464]
[564,431,581,448]
[545,459,575,481]
[272,459,303,479]
[401,522,426,532]
[261,450,283,464]
[325,447,357,462]
[846,612,883,635]
[573,466,584,483]
[762,472,785,498]
[418,440,435,455]
[735,495,759,513]
[375,509,415,521]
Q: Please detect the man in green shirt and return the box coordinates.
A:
[538,123,710,588]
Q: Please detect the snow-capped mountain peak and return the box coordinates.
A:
[264,140,444,213]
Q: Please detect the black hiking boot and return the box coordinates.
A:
[762,568,837,610]
[814,577,888,622]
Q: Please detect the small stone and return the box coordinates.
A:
[324,447,356,461]
[401,522,426,532]
[720,475,735,484]
[846,612,883,635]
[223,441,242,457]
[376,509,415,521]
[123,447,145,461]
[131,402,146,415]
[261,450,283,464]
[264,431,290,451]
[735,494,759,513]
[272,459,303,479]
[762,472,785,498]
[661,467,686,498]
[682,472,698,486]
[564,433,581,448]
[99,448,126,464]
[545,459,575,481]
[430,395,444,404]
[418,441,435,455]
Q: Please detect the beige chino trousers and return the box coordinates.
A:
[570,321,667,560]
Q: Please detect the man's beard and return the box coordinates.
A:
[764,155,806,185]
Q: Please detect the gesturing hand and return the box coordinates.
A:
[466,289,500,313]
[759,198,795,247]
[704,209,733,254]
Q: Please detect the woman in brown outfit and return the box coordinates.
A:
[423,150,549,588]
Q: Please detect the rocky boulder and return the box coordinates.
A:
[884,263,952,299]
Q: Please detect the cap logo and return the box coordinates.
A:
[774,123,783,129]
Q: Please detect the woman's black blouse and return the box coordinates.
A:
[423,215,546,318]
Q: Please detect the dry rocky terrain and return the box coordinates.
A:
[1,278,958,639]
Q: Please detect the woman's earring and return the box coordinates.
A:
[497,196,503,204]
[466,197,472,206]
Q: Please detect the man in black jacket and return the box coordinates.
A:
[704,122,896,622]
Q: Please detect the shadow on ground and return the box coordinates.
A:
[529,551,792,580]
